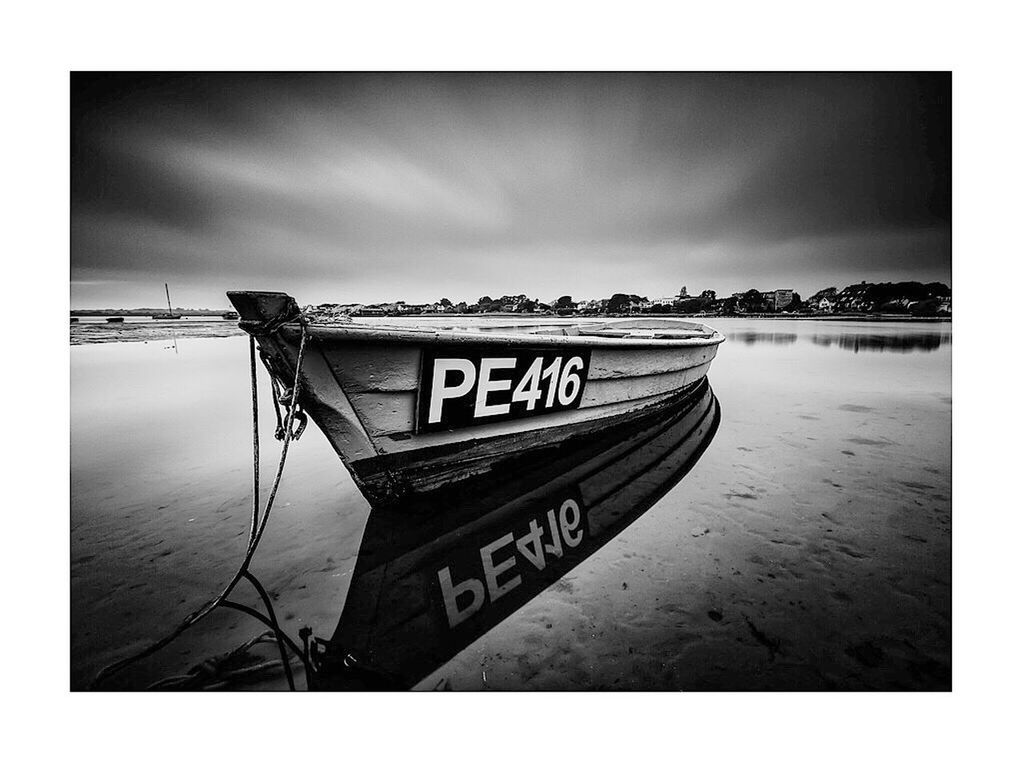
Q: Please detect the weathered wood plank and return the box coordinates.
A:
[581,361,714,407]
[589,345,718,377]
[320,344,422,392]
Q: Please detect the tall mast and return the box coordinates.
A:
[164,283,174,315]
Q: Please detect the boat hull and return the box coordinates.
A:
[229,291,723,504]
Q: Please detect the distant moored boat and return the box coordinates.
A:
[152,283,182,319]
[223,310,240,320]
[228,290,725,504]
[106,317,125,323]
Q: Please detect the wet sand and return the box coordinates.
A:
[71,318,244,345]
[431,322,951,690]
[71,319,950,690]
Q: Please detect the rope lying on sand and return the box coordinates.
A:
[91,324,310,690]
[144,630,293,691]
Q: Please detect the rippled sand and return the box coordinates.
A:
[70,318,244,345]
[71,319,950,690]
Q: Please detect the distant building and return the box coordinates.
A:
[772,289,794,310]
[651,297,676,307]
[758,289,794,311]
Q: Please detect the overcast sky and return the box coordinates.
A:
[71,72,950,309]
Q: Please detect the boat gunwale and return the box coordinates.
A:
[288,321,726,349]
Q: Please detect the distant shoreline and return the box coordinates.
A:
[344,312,952,322]
[71,311,951,323]
[71,309,232,317]
[678,313,951,322]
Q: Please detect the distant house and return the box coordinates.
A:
[806,287,838,313]
[651,297,676,307]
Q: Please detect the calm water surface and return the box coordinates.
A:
[70,319,951,689]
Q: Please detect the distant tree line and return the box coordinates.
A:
[75,280,951,318]
[802,281,951,316]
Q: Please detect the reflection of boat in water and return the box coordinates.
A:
[227,290,724,504]
[308,378,720,689]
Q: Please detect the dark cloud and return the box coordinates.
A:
[71,72,950,307]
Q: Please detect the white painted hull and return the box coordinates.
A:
[228,292,724,503]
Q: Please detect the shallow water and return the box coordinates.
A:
[70,319,951,690]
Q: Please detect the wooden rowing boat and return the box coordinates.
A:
[310,378,720,688]
[228,290,724,504]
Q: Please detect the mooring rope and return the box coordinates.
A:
[91,324,310,689]
[259,350,287,440]
[250,337,261,543]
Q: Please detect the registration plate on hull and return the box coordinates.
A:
[417,347,591,433]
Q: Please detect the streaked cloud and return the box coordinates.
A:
[72,73,950,308]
